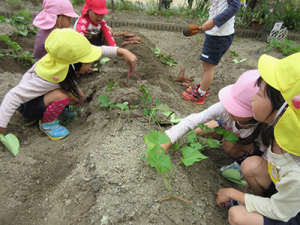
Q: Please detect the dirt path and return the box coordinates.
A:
[0,15,284,225]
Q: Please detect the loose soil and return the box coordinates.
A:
[0,6,284,225]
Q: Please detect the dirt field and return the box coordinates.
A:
[0,6,285,225]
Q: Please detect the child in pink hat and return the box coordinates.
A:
[74,0,116,48]
[162,70,267,178]
[33,0,79,60]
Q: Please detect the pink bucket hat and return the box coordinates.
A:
[81,0,109,16]
[218,70,260,118]
[33,0,79,30]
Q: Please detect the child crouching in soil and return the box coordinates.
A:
[162,70,267,177]
[0,28,137,141]
[217,53,300,224]
[33,0,79,60]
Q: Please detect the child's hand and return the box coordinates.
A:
[202,19,215,31]
[0,127,6,135]
[216,188,232,207]
[117,48,138,71]
[160,141,172,154]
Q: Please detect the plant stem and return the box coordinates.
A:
[166,161,182,180]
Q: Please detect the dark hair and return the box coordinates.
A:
[59,63,82,101]
[237,121,267,146]
[255,76,286,147]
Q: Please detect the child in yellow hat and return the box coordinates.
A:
[216,53,300,224]
[0,28,137,141]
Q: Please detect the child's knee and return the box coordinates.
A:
[228,206,246,225]
[53,89,70,100]
[241,156,263,176]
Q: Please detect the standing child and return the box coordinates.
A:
[33,0,79,60]
[162,70,266,177]
[0,29,137,141]
[181,0,240,104]
[74,0,116,47]
[216,53,300,224]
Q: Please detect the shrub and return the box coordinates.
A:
[5,0,21,10]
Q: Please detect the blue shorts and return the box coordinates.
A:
[263,182,300,224]
[200,33,234,65]
[17,95,46,120]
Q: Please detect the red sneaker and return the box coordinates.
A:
[185,84,209,97]
[181,87,206,105]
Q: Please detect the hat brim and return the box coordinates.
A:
[79,45,102,63]
[258,54,279,90]
[219,84,254,118]
[275,107,300,156]
[63,11,79,18]
[92,9,109,15]
[33,12,57,30]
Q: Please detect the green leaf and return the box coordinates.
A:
[115,103,129,111]
[100,57,110,64]
[144,130,170,147]
[181,147,208,167]
[155,98,161,106]
[105,82,114,93]
[190,142,203,149]
[187,133,197,143]
[98,95,109,103]
[171,142,179,151]
[207,139,220,148]
[143,108,150,116]
[145,146,153,154]
[214,126,226,134]
[223,130,239,143]
[197,123,206,130]
[156,104,169,113]
[147,145,172,174]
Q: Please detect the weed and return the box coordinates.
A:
[0,10,38,36]
[197,37,203,42]
[151,47,178,66]
[5,0,21,10]
[0,35,36,67]
[265,37,300,55]
[230,51,239,57]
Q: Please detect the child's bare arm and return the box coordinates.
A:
[160,141,172,154]
[0,127,6,135]
[217,188,245,207]
[117,48,138,71]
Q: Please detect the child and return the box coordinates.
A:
[181,0,240,105]
[0,28,137,140]
[33,0,79,60]
[74,0,116,47]
[162,70,266,176]
[216,53,300,224]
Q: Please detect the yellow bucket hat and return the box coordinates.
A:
[36,28,102,83]
[258,53,300,156]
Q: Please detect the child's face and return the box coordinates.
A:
[251,81,277,123]
[227,113,253,122]
[76,63,92,74]
[58,15,72,28]
[89,10,105,25]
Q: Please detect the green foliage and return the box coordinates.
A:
[151,47,178,66]
[282,0,300,31]
[0,10,38,36]
[143,123,238,191]
[230,51,239,57]
[5,0,21,10]
[0,35,36,67]
[105,82,119,93]
[70,0,85,6]
[265,37,300,55]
